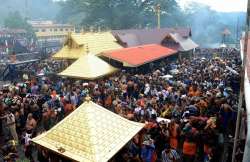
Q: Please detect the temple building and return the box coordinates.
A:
[28,20,75,43]
[59,54,118,80]
[32,99,144,162]
[52,32,123,60]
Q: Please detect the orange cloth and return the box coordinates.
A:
[64,103,74,116]
[105,95,112,107]
[183,141,197,156]
[127,111,134,119]
[204,144,212,154]
[170,124,179,149]
[138,98,145,107]
[144,122,157,129]
[151,151,157,162]
[170,138,178,149]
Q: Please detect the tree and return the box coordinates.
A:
[4,11,35,39]
[56,0,185,29]
[182,2,244,46]
[4,11,27,29]
[0,0,59,25]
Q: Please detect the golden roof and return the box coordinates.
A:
[32,101,144,162]
[53,45,85,59]
[52,32,123,59]
[58,54,118,80]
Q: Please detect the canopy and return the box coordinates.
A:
[58,54,118,80]
[169,33,198,51]
[32,100,144,162]
[52,32,123,59]
[102,44,177,67]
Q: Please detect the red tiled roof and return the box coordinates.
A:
[102,44,177,67]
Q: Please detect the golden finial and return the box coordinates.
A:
[85,95,91,102]
[58,147,66,153]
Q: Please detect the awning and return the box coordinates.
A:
[58,54,118,80]
[169,33,198,51]
[102,44,177,67]
[32,100,144,162]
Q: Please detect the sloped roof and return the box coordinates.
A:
[58,54,118,80]
[102,44,177,67]
[52,45,85,59]
[32,100,144,162]
[169,33,198,51]
[52,32,123,59]
[115,33,140,47]
[70,32,119,46]
[112,27,192,47]
[222,28,231,35]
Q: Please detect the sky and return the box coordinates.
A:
[179,0,247,12]
[53,0,248,12]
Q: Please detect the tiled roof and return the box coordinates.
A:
[52,45,85,59]
[59,54,118,80]
[112,27,192,47]
[52,32,123,59]
[169,33,199,51]
[102,44,177,67]
[32,101,144,162]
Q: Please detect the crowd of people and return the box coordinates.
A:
[0,48,245,162]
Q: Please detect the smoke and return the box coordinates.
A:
[0,0,59,25]
[180,2,246,47]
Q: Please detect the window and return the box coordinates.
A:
[60,28,63,31]
[42,29,46,32]
[50,29,53,32]
[71,29,74,31]
[54,29,58,32]
[65,28,68,31]
[35,29,39,32]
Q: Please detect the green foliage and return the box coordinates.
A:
[4,11,27,29]
[0,0,59,25]
[56,0,184,29]
[0,0,245,46]
[182,2,245,46]
[4,11,36,40]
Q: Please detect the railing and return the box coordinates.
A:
[0,52,40,61]
[1,64,10,80]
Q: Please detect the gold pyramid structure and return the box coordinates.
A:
[58,54,118,80]
[52,32,123,59]
[32,100,144,162]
